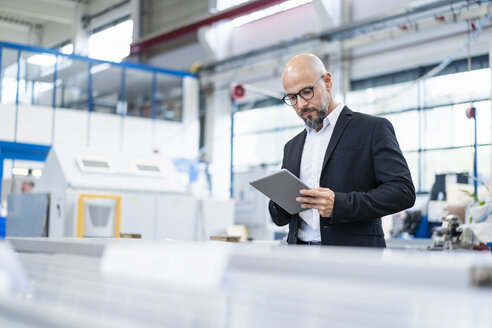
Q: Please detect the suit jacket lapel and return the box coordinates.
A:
[285,130,306,178]
[322,106,353,170]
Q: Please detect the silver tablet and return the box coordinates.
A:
[249,169,311,215]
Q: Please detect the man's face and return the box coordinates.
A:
[21,182,33,193]
[283,74,330,130]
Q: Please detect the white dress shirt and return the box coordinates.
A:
[298,102,344,242]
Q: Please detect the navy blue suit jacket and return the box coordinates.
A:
[269,106,415,247]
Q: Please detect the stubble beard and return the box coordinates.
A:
[299,103,329,130]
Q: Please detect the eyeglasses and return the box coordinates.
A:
[282,75,324,106]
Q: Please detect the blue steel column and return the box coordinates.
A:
[52,55,58,109]
[88,61,93,113]
[0,155,3,201]
[14,50,21,142]
[151,72,157,119]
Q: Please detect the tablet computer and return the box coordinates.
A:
[249,169,310,215]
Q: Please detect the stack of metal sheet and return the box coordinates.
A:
[1,237,492,328]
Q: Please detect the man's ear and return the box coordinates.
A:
[323,73,332,91]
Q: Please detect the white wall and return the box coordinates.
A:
[42,22,73,48]
[123,116,153,153]
[0,21,31,44]
[16,105,53,145]
[53,109,88,147]
[0,104,16,142]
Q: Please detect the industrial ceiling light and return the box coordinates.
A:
[32,169,43,178]
[12,168,29,176]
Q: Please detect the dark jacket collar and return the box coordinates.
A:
[285,106,353,177]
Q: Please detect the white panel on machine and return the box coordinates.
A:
[155,195,199,241]
[120,194,156,239]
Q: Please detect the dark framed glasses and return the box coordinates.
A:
[282,75,324,106]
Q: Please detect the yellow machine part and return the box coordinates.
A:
[76,194,122,238]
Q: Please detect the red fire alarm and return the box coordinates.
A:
[466,107,476,119]
[232,84,245,100]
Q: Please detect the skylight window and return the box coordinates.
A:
[89,19,133,62]
[60,43,73,55]
[215,0,249,12]
[232,0,311,27]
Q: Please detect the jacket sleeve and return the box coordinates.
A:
[268,143,293,226]
[269,200,291,226]
[331,118,415,222]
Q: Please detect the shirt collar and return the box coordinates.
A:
[305,102,344,134]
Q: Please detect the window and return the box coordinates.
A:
[88,19,133,63]
[233,104,303,170]
[347,64,491,192]
[214,0,249,12]
[1,48,20,104]
[232,0,311,27]
[212,0,312,26]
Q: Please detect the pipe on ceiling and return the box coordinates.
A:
[130,0,288,55]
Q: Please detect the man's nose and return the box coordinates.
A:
[296,95,309,109]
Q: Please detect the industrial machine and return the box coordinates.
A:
[30,146,233,240]
[430,214,490,250]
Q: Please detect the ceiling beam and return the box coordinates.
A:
[0,0,76,25]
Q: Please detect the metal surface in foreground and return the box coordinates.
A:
[1,237,492,328]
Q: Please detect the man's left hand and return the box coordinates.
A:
[296,187,335,218]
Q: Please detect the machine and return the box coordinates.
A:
[29,146,233,241]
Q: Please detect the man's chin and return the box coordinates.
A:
[304,119,322,130]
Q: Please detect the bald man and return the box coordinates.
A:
[268,53,415,247]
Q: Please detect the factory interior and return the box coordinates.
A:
[1,0,492,326]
